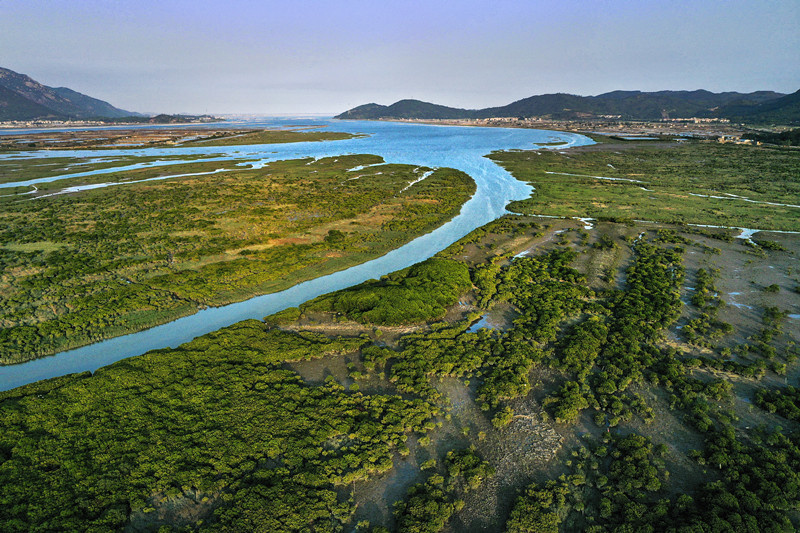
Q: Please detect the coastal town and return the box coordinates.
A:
[385,115,777,139]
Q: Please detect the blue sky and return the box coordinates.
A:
[2,0,798,114]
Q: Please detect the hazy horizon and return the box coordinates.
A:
[2,0,798,114]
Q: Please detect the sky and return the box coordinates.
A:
[1,0,798,114]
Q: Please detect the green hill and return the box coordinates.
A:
[718,89,800,125]
[0,66,139,120]
[336,99,475,120]
[0,86,59,121]
[336,89,797,123]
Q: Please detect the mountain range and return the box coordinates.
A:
[3,65,797,125]
[0,67,139,121]
[336,89,800,124]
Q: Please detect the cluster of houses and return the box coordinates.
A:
[0,119,108,128]
[717,135,762,145]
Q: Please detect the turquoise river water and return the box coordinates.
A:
[0,118,592,390]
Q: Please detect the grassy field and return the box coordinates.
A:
[18,159,258,192]
[0,128,360,185]
[0,127,359,153]
[0,153,475,363]
[490,138,800,231]
[179,128,359,146]
[2,216,798,532]
[0,153,220,184]
[3,127,799,531]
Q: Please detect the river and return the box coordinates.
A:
[0,118,593,391]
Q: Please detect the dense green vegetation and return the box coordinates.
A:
[0,128,356,154]
[0,152,215,184]
[507,398,800,532]
[536,242,684,427]
[496,227,800,532]
[386,320,496,401]
[179,129,358,147]
[491,139,800,231]
[682,267,734,347]
[391,448,493,533]
[744,127,800,146]
[479,249,591,412]
[426,220,798,531]
[506,433,669,532]
[349,248,593,424]
[302,258,471,325]
[336,89,791,121]
[1,214,799,531]
[0,154,475,362]
[756,386,800,421]
[0,321,438,532]
[352,237,688,432]
[0,224,599,531]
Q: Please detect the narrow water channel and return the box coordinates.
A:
[0,118,593,390]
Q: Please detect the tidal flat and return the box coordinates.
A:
[493,136,800,232]
[0,153,218,185]
[0,126,358,152]
[2,215,798,532]
[0,119,589,383]
[1,123,799,532]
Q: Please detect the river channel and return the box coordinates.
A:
[0,118,592,390]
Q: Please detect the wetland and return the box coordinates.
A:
[0,121,799,532]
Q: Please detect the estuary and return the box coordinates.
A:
[0,118,592,390]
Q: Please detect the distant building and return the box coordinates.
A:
[717,135,762,146]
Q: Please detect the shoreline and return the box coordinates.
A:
[0,121,223,132]
[0,205,471,367]
[337,116,754,139]
[0,120,587,387]
[0,156,476,366]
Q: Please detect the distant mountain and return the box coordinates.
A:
[743,127,800,146]
[103,113,220,124]
[336,100,474,120]
[0,66,139,120]
[717,89,800,124]
[336,90,795,123]
[0,85,59,121]
[337,100,473,121]
[50,86,134,119]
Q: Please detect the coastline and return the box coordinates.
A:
[337,116,752,139]
[0,187,474,366]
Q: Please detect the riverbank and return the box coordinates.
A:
[0,154,475,364]
[0,126,359,151]
[2,215,797,531]
[491,136,800,232]
[0,118,591,384]
[361,116,751,139]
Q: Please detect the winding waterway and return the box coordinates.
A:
[0,118,593,391]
